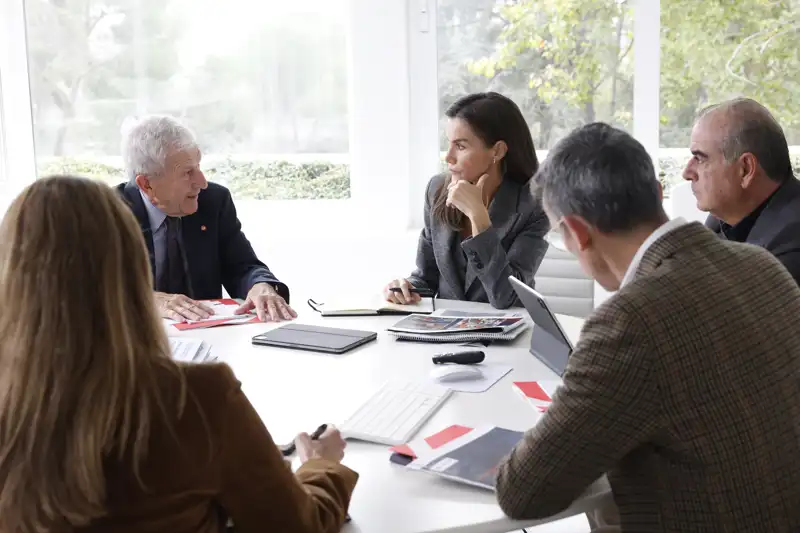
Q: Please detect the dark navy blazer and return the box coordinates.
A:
[116,182,289,302]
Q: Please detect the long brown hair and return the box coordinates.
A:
[0,176,186,532]
[433,92,539,230]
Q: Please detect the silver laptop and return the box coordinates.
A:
[509,276,573,376]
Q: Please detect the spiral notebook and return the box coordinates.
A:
[387,314,529,343]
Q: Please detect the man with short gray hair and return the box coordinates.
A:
[117,115,296,322]
[495,122,800,532]
[684,97,800,285]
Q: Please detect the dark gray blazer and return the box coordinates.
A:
[705,176,800,286]
[408,174,549,309]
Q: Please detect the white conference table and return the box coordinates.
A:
[167,298,612,533]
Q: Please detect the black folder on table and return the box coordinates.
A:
[252,324,377,354]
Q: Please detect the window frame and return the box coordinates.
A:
[1,0,662,241]
[0,0,36,196]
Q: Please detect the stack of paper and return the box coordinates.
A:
[171,299,260,331]
[387,313,528,343]
[169,337,216,363]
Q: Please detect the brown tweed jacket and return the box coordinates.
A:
[77,363,358,533]
[496,222,800,532]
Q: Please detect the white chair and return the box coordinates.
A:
[534,246,594,318]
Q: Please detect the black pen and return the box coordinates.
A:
[389,287,435,297]
[281,424,327,457]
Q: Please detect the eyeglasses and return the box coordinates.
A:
[544,219,568,252]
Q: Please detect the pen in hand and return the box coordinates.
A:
[388,287,435,298]
[281,424,328,457]
[281,424,352,523]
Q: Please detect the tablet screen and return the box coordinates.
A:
[508,277,573,376]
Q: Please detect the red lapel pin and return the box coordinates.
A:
[200,225,207,231]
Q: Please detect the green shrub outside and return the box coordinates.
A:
[36,157,351,200]
[660,153,800,192]
[36,153,800,200]
[38,158,126,184]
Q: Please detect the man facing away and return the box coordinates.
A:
[684,97,800,285]
[118,115,296,322]
[495,123,800,532]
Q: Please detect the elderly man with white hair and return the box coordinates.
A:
[116,115,295,322]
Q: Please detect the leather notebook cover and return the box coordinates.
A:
[252,323,377,354]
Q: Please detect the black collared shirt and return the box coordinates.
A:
[719,193,774,243]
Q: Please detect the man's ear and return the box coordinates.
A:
[656,179,664,201]
[562,215,593,252]
[135,174,153,194]
[739,153,759,189]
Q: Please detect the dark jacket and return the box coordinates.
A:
[116,182,288,301]
[408,174,549,308]
[705,176,800,286]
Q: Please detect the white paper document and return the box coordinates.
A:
[184,301,255,324]
[169,337,216,363]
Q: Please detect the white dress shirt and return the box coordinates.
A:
[139,189,168,283]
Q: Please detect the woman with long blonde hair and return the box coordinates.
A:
[0,176,357,533]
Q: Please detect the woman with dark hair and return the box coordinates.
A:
[384,92,550,309]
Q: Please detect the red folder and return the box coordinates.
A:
[172,299,262,330]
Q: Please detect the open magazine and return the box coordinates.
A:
[406,425,525,490]
[433,309,525,319]
[387,314,525,335]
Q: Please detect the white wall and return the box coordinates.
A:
[235,201,420,302]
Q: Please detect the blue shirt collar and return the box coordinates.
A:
[138,188,167,232]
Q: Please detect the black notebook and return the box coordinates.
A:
[252,323,377,354]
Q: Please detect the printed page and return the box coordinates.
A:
[169,337,204,362]
[184,300,255,324]
[388,314,524,334]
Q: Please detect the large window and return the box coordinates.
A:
[659,0,800,189]
[24,0,349,201]
[436,0,634,152]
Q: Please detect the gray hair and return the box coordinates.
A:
[697,98,793,183]
[121,115,198,182]
[533,123,664,233]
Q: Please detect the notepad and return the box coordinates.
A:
[308,295,434,317]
